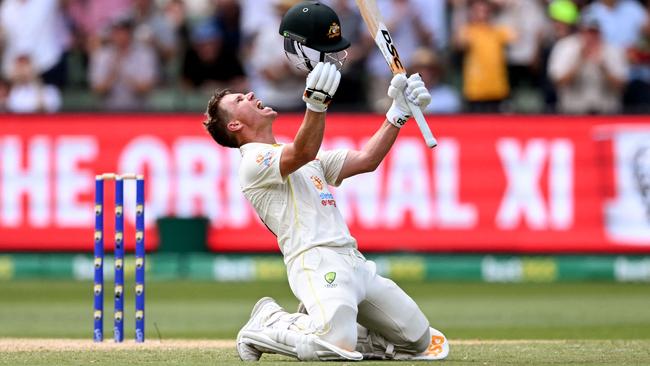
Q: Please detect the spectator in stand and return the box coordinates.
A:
[66,0,133,53]
[240,0,275,44]
[548,11,628,114]
[163,0,192,55]
[244,0,305,111]
[540,0,580,112]
[181,20,247,91]
[214,0,243,60]
[627,25,650,111]
[450,0,499,40]
[454,0,516,112]
[548,0,578,40]
[412,0,449,50]
[6,55,61,113]
[182,0,215,18]
[409,48,461,114]
[0,0,70,89]
[0,78,9,112]
[495,0,549,90]
[586,0,650,111]
[365,0,437,113]
[587,0,648,48]
[450,0,469,37]
[132,0,177,62]
[89,17,158,111]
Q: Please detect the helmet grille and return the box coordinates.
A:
[283,39,347,72]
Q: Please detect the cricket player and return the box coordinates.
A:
[202,1,449,361]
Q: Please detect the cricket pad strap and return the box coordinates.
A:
[355,326,430,360]
[239,328,363,361]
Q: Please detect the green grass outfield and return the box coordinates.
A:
[1,280,649,365]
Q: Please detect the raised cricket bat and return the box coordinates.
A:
[355,0,438,148]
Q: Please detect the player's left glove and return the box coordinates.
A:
[386,73,432,128]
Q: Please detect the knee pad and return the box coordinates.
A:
[239,327,363,361]
[317,304,358,351]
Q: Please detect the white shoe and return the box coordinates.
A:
[411,327,449,360]
[236,297,283,361]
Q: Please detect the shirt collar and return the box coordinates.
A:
[239,142,282,156]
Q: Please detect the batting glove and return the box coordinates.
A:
[386,73,432,128]
[406,73,431,108]
[303,62,341,113]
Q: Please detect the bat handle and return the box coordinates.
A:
[408,99,438,148]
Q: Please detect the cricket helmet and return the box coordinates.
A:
[279,1,350,71]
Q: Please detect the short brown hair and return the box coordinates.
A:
[203,89,240,148]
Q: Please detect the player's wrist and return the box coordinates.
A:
[305,102,328,113]
[386,103,410,128]
[385,73,410,128]
[303,89,331,112]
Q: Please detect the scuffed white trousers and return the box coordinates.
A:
[286,246,430,354]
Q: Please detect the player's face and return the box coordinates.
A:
[221,92,277,127]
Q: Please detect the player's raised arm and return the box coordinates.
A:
[336,73,431,183]
[279,62,341,178]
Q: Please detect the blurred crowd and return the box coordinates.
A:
[0,0,648,114]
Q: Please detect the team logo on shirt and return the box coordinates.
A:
[256,151,274,168]
[310,176,324,190]
[324,271,337,288]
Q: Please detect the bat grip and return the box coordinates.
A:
[408,99,438,148]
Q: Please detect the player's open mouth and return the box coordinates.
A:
[256,101,265,110]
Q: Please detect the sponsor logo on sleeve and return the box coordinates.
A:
[311,176,337,207]
[256,151,274,168]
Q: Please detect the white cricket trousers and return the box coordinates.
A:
[286,246,430,352]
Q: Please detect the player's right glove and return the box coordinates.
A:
[386,73,431,128]
[303,62,341,113]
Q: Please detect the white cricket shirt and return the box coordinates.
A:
[239,143,356,264]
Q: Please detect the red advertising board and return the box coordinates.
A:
[0,114,649,253]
